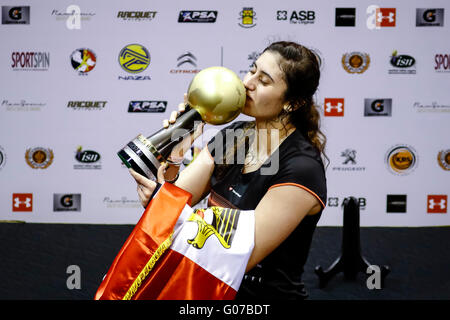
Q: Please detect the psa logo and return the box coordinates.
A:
[427,195,447,214]
[324,98,344,116]
[12,193,32,212]
[277,10,315,24]
[364,98,392,116]
[416,9,444,27]
[128,101,167,113]
[54,194,81,212]
[1,6,30,24]
[178,11,217,23]
[385,145,418,175]
[342,52,370,74]
[70,48,96,75]
[238,7,256,28]
[367,6,396,29]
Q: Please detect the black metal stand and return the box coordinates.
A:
[315,197,390,288]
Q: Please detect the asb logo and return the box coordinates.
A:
[119,44,150,73]
[342,52,370,74]
[53,194,81,212]
[178,11,217,23]
[389,50,416,74]
[437,149,450,171]
[70,48,96,75]
[2,6,30,24]
[385,145,418,175]
[12,193,33,212]
[238,7,256,28]
[335,8,355,27]
[25,147,54,169]
[364,98,392,116]
[427,195,447,214]
[416,9,444,27]
[367,6,396,29]
[277,10,316,24]
[324,98,344,116]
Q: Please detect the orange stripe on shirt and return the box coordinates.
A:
[268,183,325,209]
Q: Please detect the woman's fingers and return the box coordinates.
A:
[129,168,157,207]
[157,162,168,184]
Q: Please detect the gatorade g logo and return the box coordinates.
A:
[119,44,150,73]
[187,207,240,249]
[386,145,418,175]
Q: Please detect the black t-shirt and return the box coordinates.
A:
[206,121,327,300]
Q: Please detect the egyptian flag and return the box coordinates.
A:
[94,182,254,300]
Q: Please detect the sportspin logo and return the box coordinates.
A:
[119,44,150,73]
[178,11,217,23]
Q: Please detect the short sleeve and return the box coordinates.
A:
[268,155,327,209]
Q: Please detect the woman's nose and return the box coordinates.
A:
[243,74,255,91]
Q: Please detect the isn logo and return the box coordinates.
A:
[238,7,256,28]
[324,98,344,116]
[70,48,96,75]
[342,52,370,74]
[437,149,450,171]
[427,195,447,214]
[25,147,54,169]
[74,146,101,169]
[385,145,418,175]
[389,50,416,74]
[367,6,396,29]
[12,193,33,212]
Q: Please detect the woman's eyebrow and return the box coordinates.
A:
[254,62,275,82]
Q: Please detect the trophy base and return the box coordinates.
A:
[118,134,162,182]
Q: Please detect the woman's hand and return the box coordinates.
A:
[129,164,166,208]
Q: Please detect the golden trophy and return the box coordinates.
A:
[118,66,246,180]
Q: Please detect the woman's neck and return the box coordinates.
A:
[253,117,296,155]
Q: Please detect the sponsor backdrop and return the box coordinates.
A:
[0,0,449,226]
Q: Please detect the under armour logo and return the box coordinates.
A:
[427,195,447,213]
[367,6,396,29]
[376,11,395,23]
[12,193,33,212]
[324,98,344,116]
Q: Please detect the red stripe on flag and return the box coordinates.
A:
[133,249,237,300]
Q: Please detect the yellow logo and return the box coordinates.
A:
[187,207,240,249]
[119,44,150,73]
[437,149,450,171]
[386,145,417,175]
[342,52,370,73]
